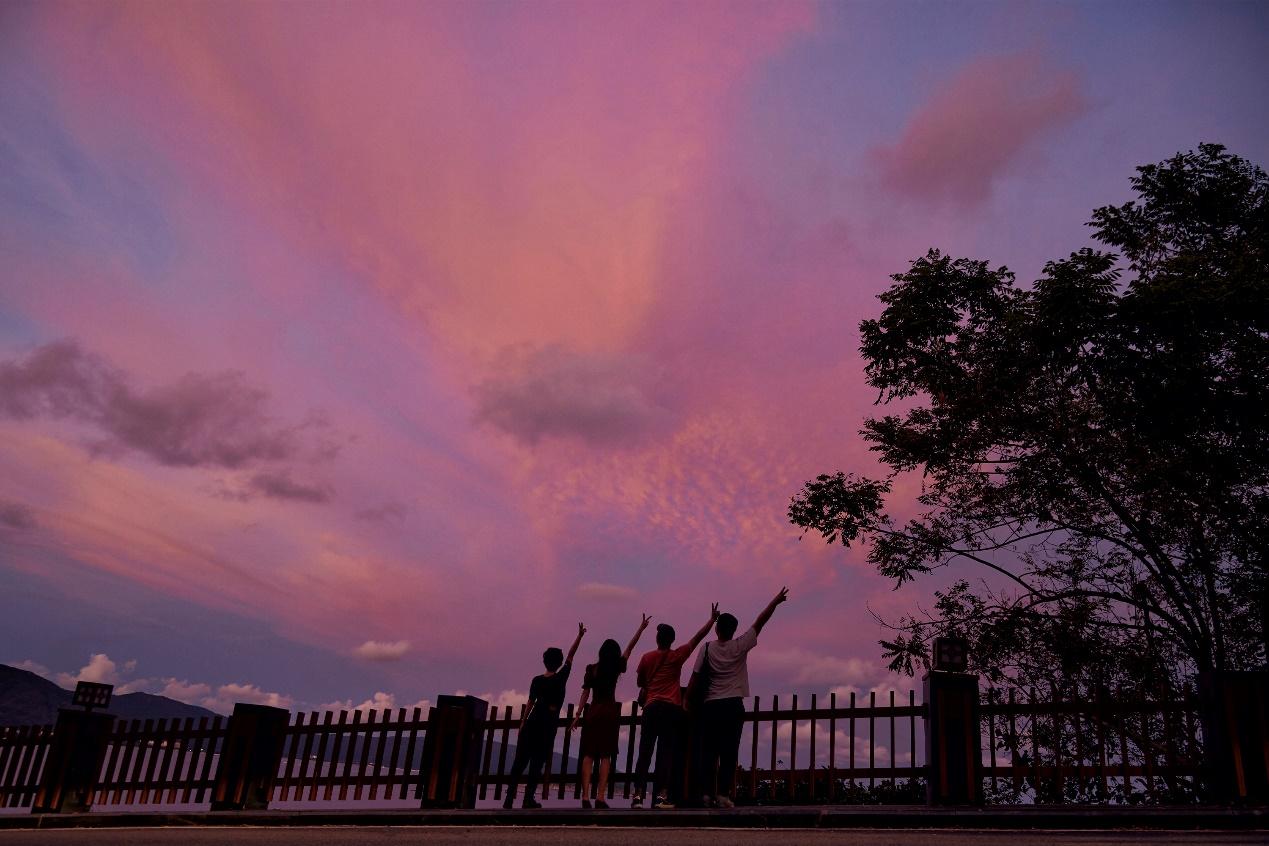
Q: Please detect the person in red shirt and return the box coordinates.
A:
[630,603,719,808]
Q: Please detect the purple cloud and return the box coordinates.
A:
[355,502,407,523]
[0,501,37,531]
[872,54,1087,207]
[0,340,335,470]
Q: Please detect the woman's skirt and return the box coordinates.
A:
[579,700,621,760]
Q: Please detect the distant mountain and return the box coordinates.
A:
[0,664,217,727]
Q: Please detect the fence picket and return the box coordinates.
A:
[868,691,875,790]
[827,692,836,801]
[848,691,856,791]
[789,693,798,799]
[808,692,817,800]
[324,710,348,801]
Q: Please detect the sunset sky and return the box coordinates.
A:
[2,0,1267,716]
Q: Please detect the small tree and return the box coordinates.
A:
[790,144,1268,697]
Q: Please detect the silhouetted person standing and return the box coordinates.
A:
[572,614,650,808]
[630,603,719,808]
[503,623,586,809]
[689,586,788,808]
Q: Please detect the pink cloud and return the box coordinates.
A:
[872,54,1087,207]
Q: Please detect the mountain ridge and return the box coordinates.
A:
[0,663,217,727]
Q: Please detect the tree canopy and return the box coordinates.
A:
[790,144,1269,694]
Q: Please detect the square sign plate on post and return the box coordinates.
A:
[933,637,968,673]
[71,681,113,711]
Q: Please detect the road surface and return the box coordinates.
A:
[0,829,1263,846]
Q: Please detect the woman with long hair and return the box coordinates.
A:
[571,613,650,808]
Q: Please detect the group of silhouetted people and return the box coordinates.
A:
[502,586,789,809]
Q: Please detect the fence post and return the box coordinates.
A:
[923,670,983,805]
[210,703,290,811]
[31,709,114,813]
[1198,670,1269,803]
[419,694,488,809]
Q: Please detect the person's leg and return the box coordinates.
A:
[596,756,613,807]
[699,699,723,802]
[580,755,594,807]
[523,747,546,806]
[652,705,680,802]
[632,704,660,802]
[503,737,532,808]
[716,698,745,801]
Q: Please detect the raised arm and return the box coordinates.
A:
[566,622,587,665]
[622,613,652,661]
[687,603,721,651]
[751,586,789,635]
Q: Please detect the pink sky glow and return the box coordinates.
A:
[2,0,1267,713]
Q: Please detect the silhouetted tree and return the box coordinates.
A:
[790,144,1268,695]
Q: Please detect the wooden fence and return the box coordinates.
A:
[476,691,925,804]
[88,716,227,807]
[271,707,430,803]
[0,684,1213,812]
[0,725,53,808]
[979,684,1203,803]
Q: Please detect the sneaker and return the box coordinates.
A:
[715,796,735,809]
[653,796,676,809]
[595,800,609,809]
[581,799,592,810]
[631,794,643,808]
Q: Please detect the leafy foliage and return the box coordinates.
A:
[791,145,1269,694]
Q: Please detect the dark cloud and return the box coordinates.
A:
[0,501,37,530]
[245,471,331,503]
[0,340,336,469]
[472,345,673,447]
[871,54,1086,208]
[355,502,407,523]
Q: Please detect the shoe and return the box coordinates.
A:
[522,798,542,810]
[595,800,609,809]
[581,799,592,810]
[631,794,643,808]
[701,795,714,808]
[502,794,516,810]
[715,796,735,809]
[653,796,676,809]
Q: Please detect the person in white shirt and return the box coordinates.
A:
[687,586,788,808]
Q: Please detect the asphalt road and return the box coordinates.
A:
[0,829,1264,846]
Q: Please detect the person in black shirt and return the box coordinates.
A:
[503,622,586,809]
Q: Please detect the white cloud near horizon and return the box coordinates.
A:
[350,639,412,661]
